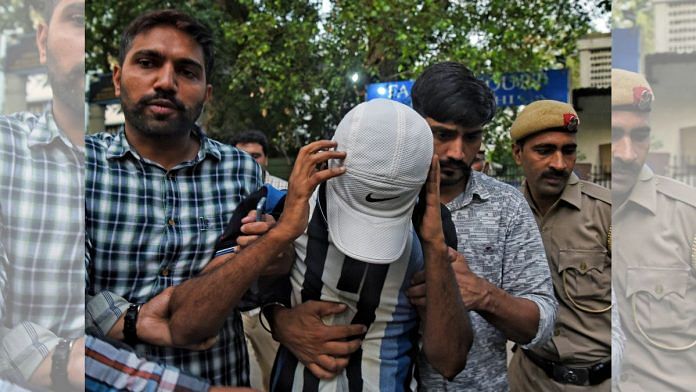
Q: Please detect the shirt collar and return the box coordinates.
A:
[27,108,76,150]
[447,171,491,210]
[558,172,582,210]
[106,126,222,162]
[625,165,657,215]
[522,172,582,216]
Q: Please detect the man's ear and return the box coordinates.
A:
[205,84,212,103]
[512,142,523,166]
[112,64,122,97]
[36,23,48,65]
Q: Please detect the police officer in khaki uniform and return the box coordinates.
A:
[612,69,696,391]
[507,100,612,391]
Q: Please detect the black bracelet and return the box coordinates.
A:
[259,302,287,334]
[123,303,142,345]
[51,338,72,391]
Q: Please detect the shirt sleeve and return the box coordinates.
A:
[0,322,60,382]
[85,291,131,338]
[85,335,211,392]
[501,194,558,349]
[85,230,130,338]
[0,218,60,382]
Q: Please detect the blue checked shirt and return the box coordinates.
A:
[0,110,84,382]
[85,128,262,386]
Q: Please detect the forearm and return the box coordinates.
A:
[478,287,539,344]
[421,242,471,379]
[0,323,59,384]
[169,228,293,345]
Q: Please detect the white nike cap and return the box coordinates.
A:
[327,98,433,264]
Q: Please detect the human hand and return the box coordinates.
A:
[406,270,426,311]
[236,210,276,252]
[417,155,446,247]
[449,248,494,311]
[68,337,85,390]
[138,287,217,350]
[407,247,474,309]
[272,301,366,379]
[275,140,346,241]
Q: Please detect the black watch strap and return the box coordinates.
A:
[51,338,72,391]
[123,303,142,345]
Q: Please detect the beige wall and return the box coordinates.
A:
[574,93,611,170]
[647,57,696,161]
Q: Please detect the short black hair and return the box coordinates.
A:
[31,0,59,23]
[119,9,214,82]
[412,62,497,128]
[230,130,269,156]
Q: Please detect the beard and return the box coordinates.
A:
[46,47,85,119]
[119,85,204,138]
[439,158,472,187]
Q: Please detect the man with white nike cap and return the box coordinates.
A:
[268,98,472,391]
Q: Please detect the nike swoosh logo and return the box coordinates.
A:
[365,193,399,202]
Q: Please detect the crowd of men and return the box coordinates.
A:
[0,2,694,392]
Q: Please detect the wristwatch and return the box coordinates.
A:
[51,338,73,391]
[123,303,142,345]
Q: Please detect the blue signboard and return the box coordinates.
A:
[366,69,569,107]
[484,69,570,106]
[366,80,414,106]
[613,27,640,72]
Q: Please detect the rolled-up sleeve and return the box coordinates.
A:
[86,291,130,338]
[502,197,558,349]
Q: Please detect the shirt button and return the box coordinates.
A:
[168,218,175,226]
[655,284,663,295]
[554,328,561,336]
[579,261,588,272]
[161,267,170,277]
[167,173,175,179]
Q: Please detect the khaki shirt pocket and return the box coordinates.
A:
[558,250,611,313]
[626,266,696,350]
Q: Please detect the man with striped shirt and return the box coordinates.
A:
[266,99,472,391]
[268,63,557,391]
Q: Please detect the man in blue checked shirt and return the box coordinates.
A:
[0,0,86,389]
[84,9,291,387]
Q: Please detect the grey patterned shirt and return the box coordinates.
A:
[418,171,557,391]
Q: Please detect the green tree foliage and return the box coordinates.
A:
[86,0,604,161]
[0,0,34,32]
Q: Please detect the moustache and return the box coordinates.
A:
[439,158,469,171]
[137,92,185,112]
[613,159,641,175]
[541,168,570,181]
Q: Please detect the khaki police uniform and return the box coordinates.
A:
[613,166,696,392]
[611,68,696,391]
[509,174,612,392]
[507,100,611,391]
